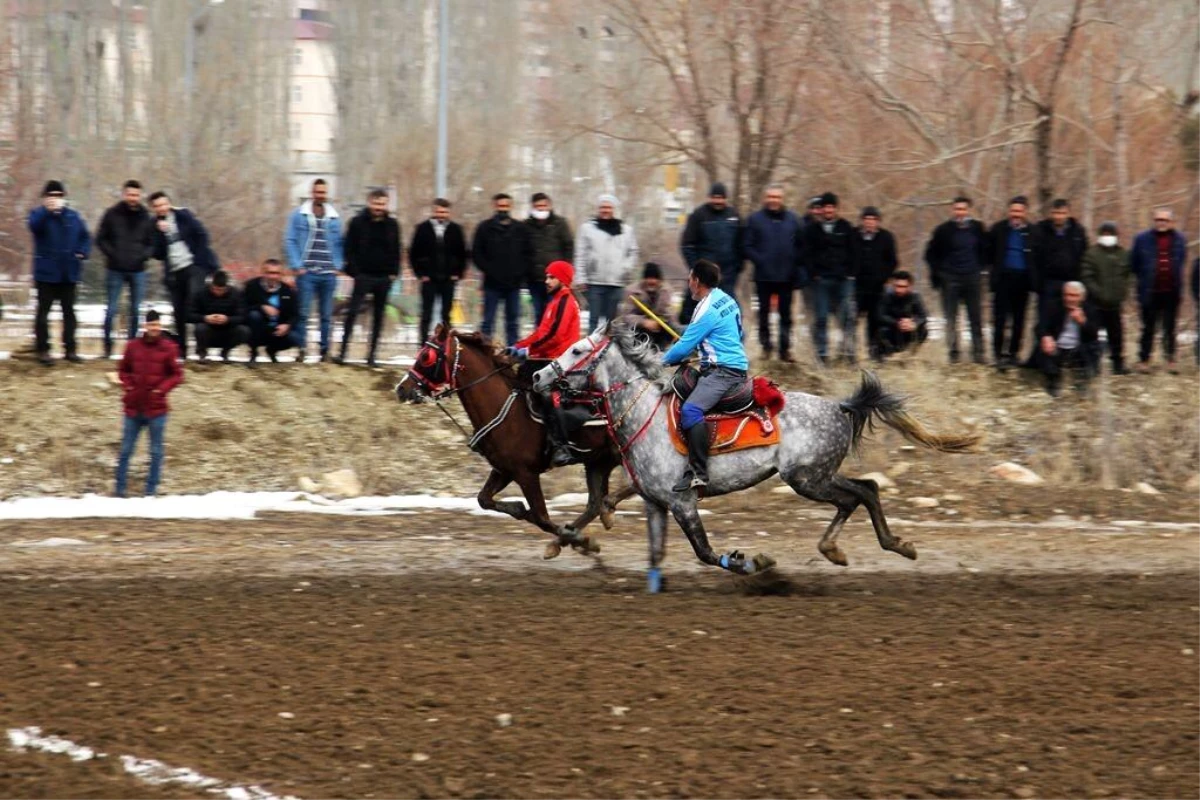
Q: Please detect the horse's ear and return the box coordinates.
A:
[593,318,609,339]
[433,323,447,342]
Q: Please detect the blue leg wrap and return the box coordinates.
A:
[680,402,706,430]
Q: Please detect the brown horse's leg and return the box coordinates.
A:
[478,468,537,524]
[602,483,638,524]
[516,471,601,556]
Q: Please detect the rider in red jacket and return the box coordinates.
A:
[511,260,580,359]
[505,260,583,467]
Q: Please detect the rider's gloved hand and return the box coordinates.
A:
[504,346,529,360]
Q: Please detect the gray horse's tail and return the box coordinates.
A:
[839,372,982,454]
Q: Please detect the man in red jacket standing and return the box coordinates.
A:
[505,260,582,466]
[116,310,184,497]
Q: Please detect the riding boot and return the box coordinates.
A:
[547,408,578,468]
[673,423,711,492]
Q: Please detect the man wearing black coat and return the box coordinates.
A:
[681,182,744,302]
[97,179,155,358]
[923,196,988,364]
[988,195,1041,370]
[855,206,898,360]
[336,189,401,367]
[1037,281,1099,397]
[244,258,299,365]
[802,192,860,363]
[1028,198,1088,365]
[876,270,928,358]
[410,198,468,346]
[473,193,533,346]
[149,191,219,358]
[188,270,248,362]
[524,192,573,322]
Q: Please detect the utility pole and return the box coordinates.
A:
[435,0,449,198]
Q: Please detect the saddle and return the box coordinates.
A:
[667,367,785,455]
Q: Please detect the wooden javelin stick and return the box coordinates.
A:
[629,295,681,341]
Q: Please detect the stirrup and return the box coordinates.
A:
[672,472,706,493]
[550,445,577,467]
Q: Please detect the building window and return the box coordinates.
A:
[292,85,303,103]
[293,47,302,66]
[291,121,301,140]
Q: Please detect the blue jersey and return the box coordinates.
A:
[662,288,748,370]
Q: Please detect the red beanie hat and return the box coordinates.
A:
[546,260,574,286]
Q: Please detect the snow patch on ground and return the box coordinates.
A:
[0,491,507,521]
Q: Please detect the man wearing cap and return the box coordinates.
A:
[507,260,582,466]
[116,309,183,497]
[28,180,91,365]
[681,182,744,308]
[802,192,860,364]
[622,262,675,350]
[576,194,639,331]
[924,195,988,364]
[525,192,574,323]
[1080,222,1130,374]
[855,206,898,361]
[743,185,803,361]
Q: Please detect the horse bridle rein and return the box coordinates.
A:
[405,333,508,401]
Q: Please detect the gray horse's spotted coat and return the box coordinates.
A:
[533,324,956,575]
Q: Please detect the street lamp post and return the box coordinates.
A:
[435,0,449,199]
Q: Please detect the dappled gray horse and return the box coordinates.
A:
[533,324,980,581]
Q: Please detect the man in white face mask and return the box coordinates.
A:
[1080,221,1131,374]
[524,192,574,323]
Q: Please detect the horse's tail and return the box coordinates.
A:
[838,372,982,454]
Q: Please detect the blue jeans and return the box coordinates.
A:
[296,271,338,353]
[813,276,856,359]
[483,287,521,345]
[104,270,146,350]
[115,414,167,497]
[586,285,624,332]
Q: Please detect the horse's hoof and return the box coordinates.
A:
[892,540,918,560]
[543,541,563,560]
[572,535,601,556]
[600,510,615,530]
[647,567,664,593]
[819,544,849,567]
[751,553,776,573]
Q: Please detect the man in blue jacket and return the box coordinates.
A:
[681,182,743,308]
[743,185,802,361]
[661,259,749,493]
[285,178,344,362]
[150,191,218,359]
[1130,208,1188,373]
[28,180,91,365]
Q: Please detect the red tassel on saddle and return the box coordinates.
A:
[752,377,785,416]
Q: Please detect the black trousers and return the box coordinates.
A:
[164,267,201,357]
[1139,292,1179,363]
[34,281,77,355]
[418,279,456,345]
[1039,344,1099,389]
[195,322,249,356]
[857,289,883,356]
[755,281,794,355]
[991,270,1032,360]
[341,275,393,358]
[879,322,928,355]
[1095,305,1124,370]
[247,310,300,355]
[941,271,983,359]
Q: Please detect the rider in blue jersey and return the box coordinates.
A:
[661,259,749,492]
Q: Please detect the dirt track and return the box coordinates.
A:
[2,500,1198,799]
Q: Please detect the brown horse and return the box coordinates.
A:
[394,325,634,557]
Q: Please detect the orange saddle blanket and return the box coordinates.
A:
[666,394,781,455]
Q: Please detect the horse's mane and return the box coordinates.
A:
[608,323,672,391]
[453,330,518,368]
